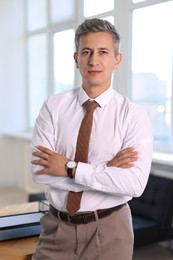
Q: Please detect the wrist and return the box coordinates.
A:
[66,160,77,179]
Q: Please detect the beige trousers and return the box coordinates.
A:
[32,204,134,260]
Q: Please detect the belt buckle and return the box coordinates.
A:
[67,214,73,224]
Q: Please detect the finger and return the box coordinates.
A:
[108,156,138,167]
[31,159,49,167]
[116,150,138,160]
[117,148,137,156]
[119,156,138,165]
[110,153,138,165]
[36,146,54,155]
[118,163,135,169]
[35,169,48,175]
[116,147,136,156]
[117,147,134,155]
[107,161,134,168]
[32,151,50,160]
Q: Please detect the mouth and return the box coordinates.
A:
[88,70,102,75]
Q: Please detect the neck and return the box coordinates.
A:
[82,85,110,99]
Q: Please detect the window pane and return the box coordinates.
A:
[28,34,48,128]
[50,0,74,23]
[131,2,173,150]
[54,30,75,93]
[103,16,114,25]
[26,0,47,31]
[84,0,114,17]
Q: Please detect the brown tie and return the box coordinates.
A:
[66,100,99,216]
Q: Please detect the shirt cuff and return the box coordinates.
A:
[75,162,94,186]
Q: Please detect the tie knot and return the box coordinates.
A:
[83,100,99,113]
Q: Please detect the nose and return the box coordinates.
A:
[88,52,99,66]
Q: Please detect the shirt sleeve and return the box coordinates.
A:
[31,98,91,192]
[75,106,153,198]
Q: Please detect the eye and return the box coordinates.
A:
[100,50,108,55]
[81,50,91,56]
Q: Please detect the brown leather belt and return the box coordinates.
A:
[49,204,125,225]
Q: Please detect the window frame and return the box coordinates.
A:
[130,0,173,153]
[25,0,173,153]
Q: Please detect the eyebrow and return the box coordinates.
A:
[81,47,109,51]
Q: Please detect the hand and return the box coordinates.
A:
[31,146,69,176]
[107,147,138,168]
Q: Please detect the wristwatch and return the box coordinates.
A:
[66,160,77,178]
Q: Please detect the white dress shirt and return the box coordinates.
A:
[31,87,153,212]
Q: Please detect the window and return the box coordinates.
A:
[26,0,173,154]
[28,34,48,128]
[84,0,114,17]
[26,0,76,128]
[26,0,47,31]
[50,0,75,23]
[131,1,173,151]
[53,30,75,94]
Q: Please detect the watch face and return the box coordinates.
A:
[67,161,77,169]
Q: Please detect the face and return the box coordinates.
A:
[74,31,122,96]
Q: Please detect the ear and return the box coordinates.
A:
[113,53,122,70]
[74,52,79,68]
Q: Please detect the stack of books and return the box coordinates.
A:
[0,200,49,241]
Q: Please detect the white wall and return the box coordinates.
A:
[0,0,43,193]
[0,134,44,192]
[0,0,26,133]
[0,0,26,189]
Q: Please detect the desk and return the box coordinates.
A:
[0,202,40,260]
[0,236,38,260]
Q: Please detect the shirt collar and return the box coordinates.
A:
[78,87,113,108]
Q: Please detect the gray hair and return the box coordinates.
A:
[75,18,121,56]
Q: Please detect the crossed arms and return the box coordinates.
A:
[32,146,138,177]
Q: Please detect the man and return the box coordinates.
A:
[31,18,153,260]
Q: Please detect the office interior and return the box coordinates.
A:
[0,0,172,259]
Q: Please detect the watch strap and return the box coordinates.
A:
[67,168,74,179]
